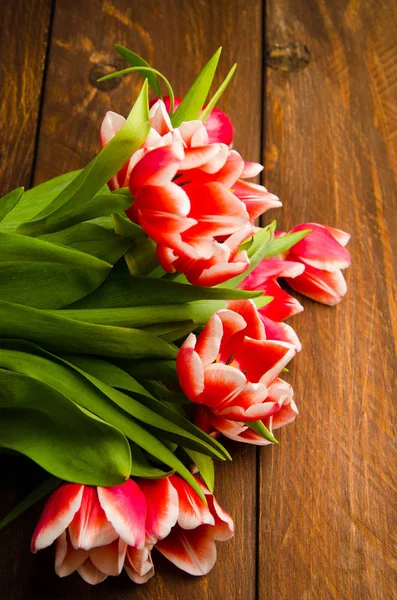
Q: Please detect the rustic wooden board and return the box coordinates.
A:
[0,1,52,598]
[2,0,263,598]
[0,0,52,196]
[259,1,397,599]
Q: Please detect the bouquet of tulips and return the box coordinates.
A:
[0,46,351,585]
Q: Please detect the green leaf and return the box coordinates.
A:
[69,261,262,309]
[16,82,150,236]
[260,229,312,257]
[0,301,178,360]
[98,67,175,113]
[117,359,178,382]
[0,232,112,309]
[129,442,173,479]
[0,477,60,534]
[246,420,278,444]
[0,368,132,484]
[0,342,204,499]
[200,63,237,121]
[171,48,222,126]
[0,187,24,223]
[40,222,134,264]
[114,45,162,96]
[62,356,228,461]
[184,449,215,492]
[218,223,275,288]
[19,189,133,235]
[0,171,80,230]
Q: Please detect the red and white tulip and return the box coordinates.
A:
[176,299,298,441]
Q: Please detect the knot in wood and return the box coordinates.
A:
[266,42,311,72]
[89,63,122,91]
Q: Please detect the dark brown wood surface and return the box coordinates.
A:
[0,0,396,598]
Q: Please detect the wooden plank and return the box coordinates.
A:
[0,1,52,598]
[259,1,397,599]
[0,0,52,196]
[2,1,263,598]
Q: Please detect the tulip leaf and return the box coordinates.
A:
[40,222,134,264]
[246,420,278,444]
[0,341,205,500]
[117,359,178,382]
[69,261,262,309]
[260,229,312,257]
[129,442,173,479]
[18,189,133,235]
[114,45,162,97]
[61,359,228,461]
[0,187,24,223]
[0,368,132,484]
[16,82,150,236]
[0,477,61,534]
[184,449,215,492]
[200,63,237,121]
[0,171,81,231]
[0,232,112,308]
[0,300,178,360]
[171,48,222,126]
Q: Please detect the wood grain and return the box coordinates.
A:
[259,1,397,599]
[0,0,52,196]
[2,1,263,598]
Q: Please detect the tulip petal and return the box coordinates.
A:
[178,120,208,146]
[258,280,304,321]
[241,259,305,288]
[31,484,84,552]
[286,266,348,305]
[240,162,264,179]
[97,480,146,550]
[138,478,179,542]
[156,524,217,576]
[89,538,127,576]
[55,531,88,577]
[195,313,223,366]
[186,182,249,239]
[124,546,155,583]
[237,338,296,387]
[149,100,173,136]
[170,475,215,530]
[68,487,117,551]
[288,223,351,271]
[177,334,205,399]
[233,180,282,221]
[198,363,247,412]
[260,315,302,351]
[77,559,108,585]
[128,143,184,195]
[204,494,235,541]
[203,106,234,146]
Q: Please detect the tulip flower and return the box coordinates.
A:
[100,100,280,286]
[281,223,351,305]
[31,480,150,585]
[150,95,234,146]
[195,378,298,445]
[176,299,297,425]
[148,475,234,576]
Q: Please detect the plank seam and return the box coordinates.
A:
[29,0,56,188]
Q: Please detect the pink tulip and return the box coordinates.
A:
[150,95,234,146]
[176,299,297,426]
[149,475,234,576]
[101,100,279,286]
[31,480,150,585]
[281,223,351,305]
[195,377,298,445]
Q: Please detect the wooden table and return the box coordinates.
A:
[1,1,396,598]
